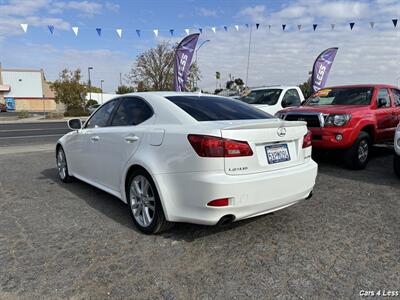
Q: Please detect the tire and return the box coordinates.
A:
[394,154,400,178]
[56,146,74,183]
[127,170,172,234]
[343,132,370,170]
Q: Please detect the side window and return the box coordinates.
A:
[377,88,391,108]
[111,97,153,126]
[392,89,400,107]
[282,89,301,107]
[85,100,118,128]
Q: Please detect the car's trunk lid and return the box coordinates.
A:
[220,120,307,175]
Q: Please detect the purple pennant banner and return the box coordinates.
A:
[311,47,339,93]
[173,33,200,92]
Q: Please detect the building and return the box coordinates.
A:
[0,67,61,112]
[85,92,117,105]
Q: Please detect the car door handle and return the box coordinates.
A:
[90,136,100,142]
[124,135,139,143]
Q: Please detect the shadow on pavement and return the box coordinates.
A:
[40,168,134,230]
[40,167,260,241]
[314,145,399,188]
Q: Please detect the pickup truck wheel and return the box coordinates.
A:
[394,154,400,178]
[344,132,370,170]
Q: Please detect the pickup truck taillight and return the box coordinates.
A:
[188,134,253,157]
[302,130,312,148]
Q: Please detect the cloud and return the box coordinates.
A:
[239,5,267,23]
[49,1,103,17]
[0,0,50,17]
[1,42,131,92]
[105,2,120,13]
[197,7,218,17]
[193,25,399,92]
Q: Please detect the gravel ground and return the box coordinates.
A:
[0,147,399,299]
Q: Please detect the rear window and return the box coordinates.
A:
[239,89,282,105]
[166,96,273,121]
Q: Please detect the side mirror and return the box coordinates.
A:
[68,118,82,130]
[281,99,289,108]
[377,98,388,108]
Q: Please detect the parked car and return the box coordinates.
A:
[394,124,400,177]
[0,103,7,112]
[276,84,400,169]
[56,92,317,233]
[238,86,305,115]
[87,104,100,114]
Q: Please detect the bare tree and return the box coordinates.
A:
[127,42,200,91]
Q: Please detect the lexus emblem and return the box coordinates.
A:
[277,127,287,137]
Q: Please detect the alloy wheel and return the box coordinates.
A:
[57,149,67,180]
[358,140,369,163]
[130,175,156,228]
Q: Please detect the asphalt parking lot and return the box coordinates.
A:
[0,146,399,299]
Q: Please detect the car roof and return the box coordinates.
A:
[322,84,399,89]
[250,86,296,91]
[121,91,230,99]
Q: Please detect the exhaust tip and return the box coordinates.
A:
[217,214,235,226]
[306,191,313,200]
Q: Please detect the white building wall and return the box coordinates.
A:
[1,71,43,98]
[86,93,117,105]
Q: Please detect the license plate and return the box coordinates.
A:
[265,144,290,164]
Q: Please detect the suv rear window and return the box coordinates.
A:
[166,96,272,121]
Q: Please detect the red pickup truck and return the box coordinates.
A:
[277,84,400,169]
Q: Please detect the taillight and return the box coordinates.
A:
[302,130,312,148]
[188,134,253,157]
[207,198,229,207]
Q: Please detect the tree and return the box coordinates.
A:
[127,42,201,91]
[299,77,313,99]
[116,85,135,94]
[234,78,244,87]
[88,86,102,93]
[86,99,98,107]
[51,69,86,111]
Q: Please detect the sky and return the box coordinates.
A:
[0,0,399,93]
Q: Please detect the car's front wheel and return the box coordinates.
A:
[344,132,370,170]
[56,146,73,183]
[394,154,400,178]
[127,170,171,234]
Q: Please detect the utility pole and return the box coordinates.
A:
[245,24,253,87]
[119,73,122,86]
[88,67,93,106]
[194,40,210,90]
[100,80,104,104]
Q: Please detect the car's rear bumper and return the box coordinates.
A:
[154,159,318,225]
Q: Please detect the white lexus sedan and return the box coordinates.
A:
[56,92,318,234]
